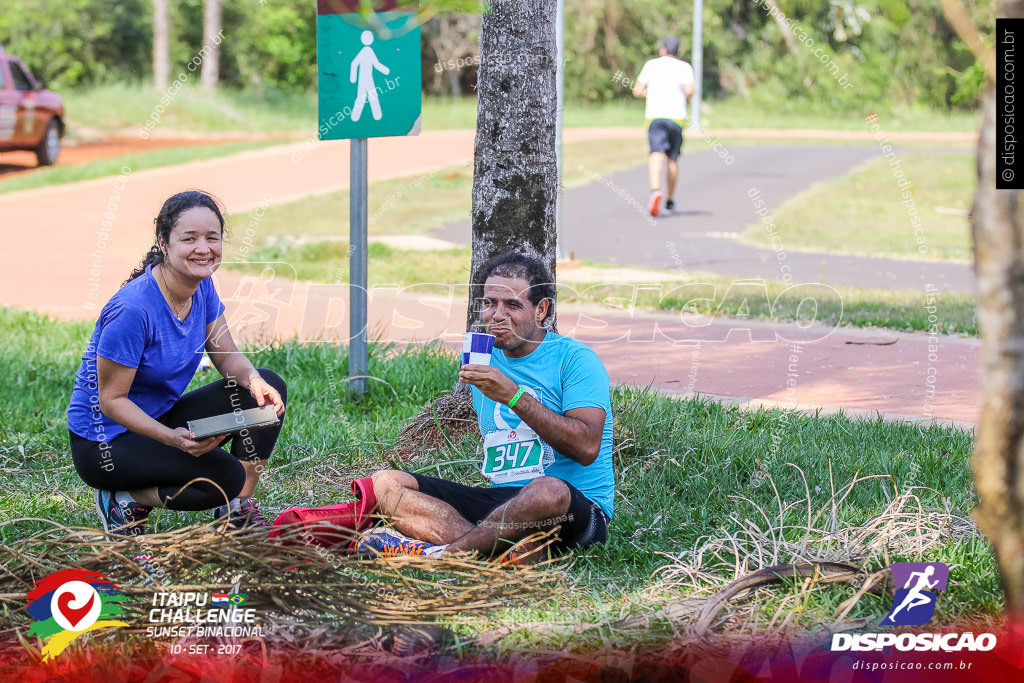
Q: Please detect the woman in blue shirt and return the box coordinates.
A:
[67,190,287,536]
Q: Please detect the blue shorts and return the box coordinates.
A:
[648,119,684,159]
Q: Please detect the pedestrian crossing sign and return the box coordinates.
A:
[317,3,422,139]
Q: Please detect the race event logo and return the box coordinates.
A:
[831,561,997,653]
[884,561,949,626]
[26,569,130,661]
[148,590,264,638]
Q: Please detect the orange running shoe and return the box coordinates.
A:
[358,530,444,558]
[648,191,662,217]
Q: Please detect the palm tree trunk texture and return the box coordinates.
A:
[973,0,1024,619]
[201,0,222,91]
[468,0,559,331]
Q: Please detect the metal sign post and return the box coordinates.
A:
[349,137,368,395]
[316,2,421,396]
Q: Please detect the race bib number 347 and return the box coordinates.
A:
[483,438,543,484]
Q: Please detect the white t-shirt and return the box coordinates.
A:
[636,56,694,123]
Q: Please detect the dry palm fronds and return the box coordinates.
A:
[655,471,978,594]
[692,561,876,635]
[0,518,564,640]
[637,470,980,636]
[387,384,479,460]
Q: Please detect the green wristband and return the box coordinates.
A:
[507,387,526,408]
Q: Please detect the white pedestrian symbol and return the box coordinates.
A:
[350,30,390,121]
[887,565,939,622]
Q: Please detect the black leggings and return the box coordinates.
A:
[69,369,287,511]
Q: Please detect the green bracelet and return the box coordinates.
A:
[507,387,526,408]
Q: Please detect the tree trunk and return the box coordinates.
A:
[972,0,1024,621]
[467,0,559,332]
[153,0,170,90]
[761,0,799,55]
[392,0,559,459]
[201,0,222,92]
[425,15,480,98]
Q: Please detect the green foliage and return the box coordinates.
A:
[238,5,318,91]
[0,0,993,112]
[0,0,151,87]
[1,0,317,92]
[173,0,318,92]
[561,0,994,112]
[951,47,988,106]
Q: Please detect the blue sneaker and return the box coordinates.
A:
[94,489,150,537]
[358,530,445,558]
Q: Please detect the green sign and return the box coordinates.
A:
[317,11,422,139]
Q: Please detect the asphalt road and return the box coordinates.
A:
[434,144,975,293]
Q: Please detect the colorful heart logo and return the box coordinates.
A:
[56,591,95,629]
[27,569,128,661]
[49,581,101,632]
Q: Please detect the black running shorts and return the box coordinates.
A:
[648,118,684,160]
[409,473,609,551]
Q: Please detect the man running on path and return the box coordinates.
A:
[633,37,694,217]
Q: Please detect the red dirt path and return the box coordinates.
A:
[0,136,270,178]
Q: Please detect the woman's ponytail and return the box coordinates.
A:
[123,244,165,286]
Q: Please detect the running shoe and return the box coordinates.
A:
[648,190,662,217]
[498,548,526,568]
[94,489,150,537]
[664,199,676,216]
[214,499,271,531]
[357,529,445,558]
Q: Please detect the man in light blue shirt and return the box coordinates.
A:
[366,253,614,562]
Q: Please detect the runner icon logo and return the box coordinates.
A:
[883,561,949,626]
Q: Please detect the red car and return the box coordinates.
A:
[0,48,64,165]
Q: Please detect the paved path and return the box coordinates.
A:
[2,128,979,426]
[435,144,976,293]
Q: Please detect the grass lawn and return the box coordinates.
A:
[701,100,979,133]
[230,241,977,336]
[572,271,979,336]
[558,98,979,133]
[739,152,975,263]
[0,140,289,195]
[219,138,651,250]
[0,307,994,650]
[222,141,978,336]
[64,84,319,138]
[64,84,979,138]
